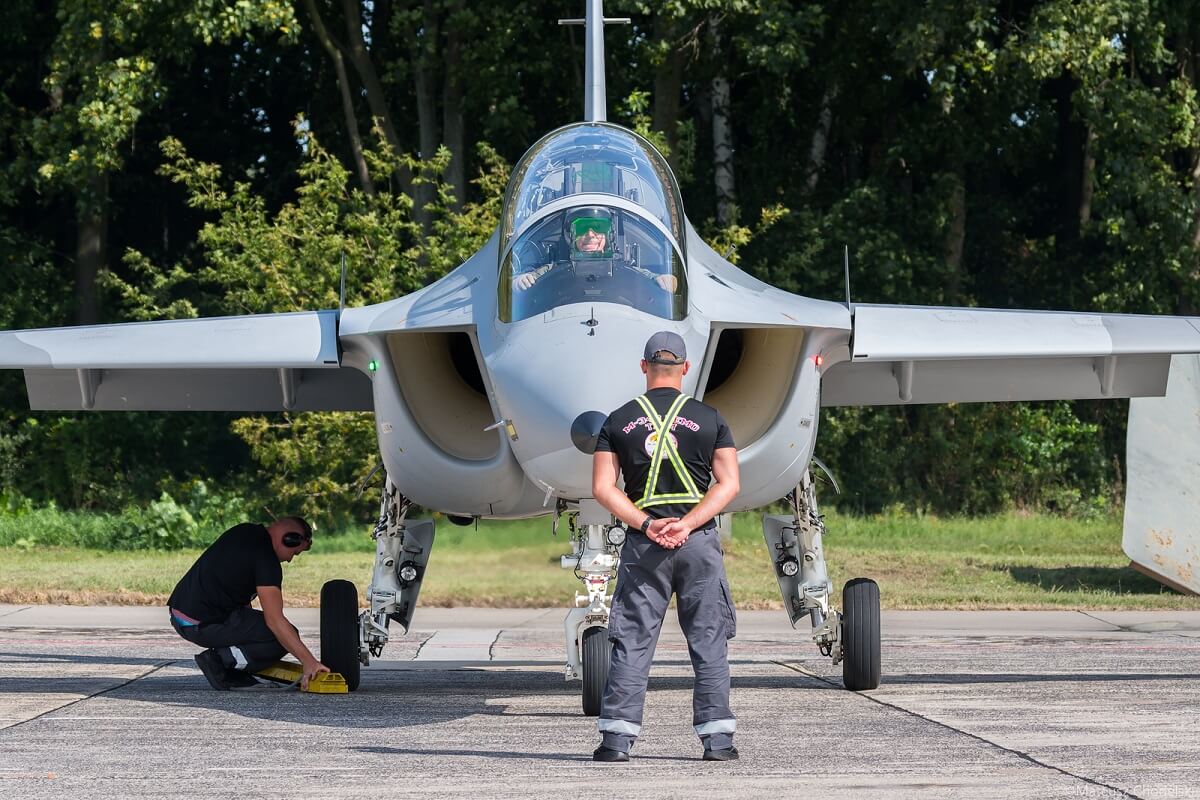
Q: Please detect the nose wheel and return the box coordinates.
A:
[581,626,611,716]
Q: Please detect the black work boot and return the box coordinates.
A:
[194,649,231,691]
[592,745,630,763]
[702,746,739,761]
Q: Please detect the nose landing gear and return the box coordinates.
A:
[559,499,622,715]
[763,467,881,690]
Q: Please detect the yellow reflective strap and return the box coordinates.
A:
[633,393,703,509]
[634,395,669,500]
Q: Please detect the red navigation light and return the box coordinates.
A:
[814,354,824,367]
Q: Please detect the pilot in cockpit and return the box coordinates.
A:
[511,207,679,294]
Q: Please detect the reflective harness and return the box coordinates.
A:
[633,393,704,510]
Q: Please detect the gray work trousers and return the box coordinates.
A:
[171,606,288,673]
[598,527,737,753]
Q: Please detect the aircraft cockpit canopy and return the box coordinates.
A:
[498,124,688,323]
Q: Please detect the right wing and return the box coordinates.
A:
[0,310,372,411]
[821,304,1200,406]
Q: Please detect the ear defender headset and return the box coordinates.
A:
[282,529,311,548]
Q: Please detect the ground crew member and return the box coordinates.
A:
[168,517,329,690]
[590,331,741,762]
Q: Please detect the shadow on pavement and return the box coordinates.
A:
[350,745,696,763]
[1004,565,1179,595]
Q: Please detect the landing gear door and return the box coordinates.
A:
[391,519,437,632]
[763,514,807,628]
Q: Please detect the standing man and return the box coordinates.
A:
[168,516,330,690]
[590,331,741,762]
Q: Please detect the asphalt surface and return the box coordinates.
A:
[1,605,1198,799]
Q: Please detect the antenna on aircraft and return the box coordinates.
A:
[559,0,630,122]
[339,251,348,315]
[844,245,852,309]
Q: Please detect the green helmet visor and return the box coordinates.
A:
[569,216,613,258]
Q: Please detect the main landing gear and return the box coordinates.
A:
[762,465,881,690]
[318,474,437,691]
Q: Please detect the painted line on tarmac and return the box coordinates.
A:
[774,661,1144,800]
[0,660,177,734]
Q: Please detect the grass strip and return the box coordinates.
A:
[0,512,1196,610]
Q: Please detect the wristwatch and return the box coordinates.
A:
[640,515,652,533]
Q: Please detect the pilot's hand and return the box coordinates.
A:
[301,658,331,691]
[514,271,540,291]
[655,274,679,292]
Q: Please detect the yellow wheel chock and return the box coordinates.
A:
[255,660,349,693]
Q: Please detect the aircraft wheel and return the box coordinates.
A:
[841,577,881,691]
[320,579,362,691]
[581,626,611,716]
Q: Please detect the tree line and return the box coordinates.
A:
[3,1,1200,527]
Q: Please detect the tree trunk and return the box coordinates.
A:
[340,0,411,194]
[410,0,440,231]
[806,84,836,193]
[652,15,684,165]
[442,0,466,210]
[1051,72,1084,252]
[302,0,374,195]
[712,74,736,227]
[943,167,966,303]
[75,170,108,325]
[1079,126,1095,227]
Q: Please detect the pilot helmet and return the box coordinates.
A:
[564,207,614,260]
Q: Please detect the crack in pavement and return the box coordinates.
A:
[773,661,1144,800]
[0,659,178,734]
[1076,610,1196,640]
[487,629,503,661]
[0,606,31,620]
[411,632,436,660]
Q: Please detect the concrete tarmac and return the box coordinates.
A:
[1,604,1198,799]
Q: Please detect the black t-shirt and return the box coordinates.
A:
[168,523,283,623]
[596,387,735,529]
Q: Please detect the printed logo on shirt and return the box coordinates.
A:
[643,430,679,457]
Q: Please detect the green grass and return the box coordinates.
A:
[0,511,1196,609]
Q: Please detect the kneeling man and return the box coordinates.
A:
[168,517,329,690]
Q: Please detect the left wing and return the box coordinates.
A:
[821,304,1200,406]
[0,310,372,411]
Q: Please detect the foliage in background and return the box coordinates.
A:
[103,130,509,527]
[5,1,1200,527]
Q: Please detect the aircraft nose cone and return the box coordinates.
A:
[570,410,608,454]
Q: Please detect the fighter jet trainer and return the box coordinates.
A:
[4,1,1200,712]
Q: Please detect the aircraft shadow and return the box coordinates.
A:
[0,665,829,730]
[0,650,176,667]
[882,671,1200,686]
[1002,564,1179,595]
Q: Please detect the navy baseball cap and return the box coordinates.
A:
[644,331,687,365]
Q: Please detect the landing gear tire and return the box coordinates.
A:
[581,626,611,716]
[320,579,362,692]
[841,577,881,691]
